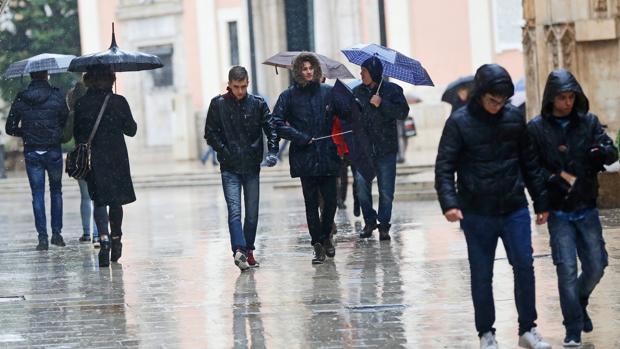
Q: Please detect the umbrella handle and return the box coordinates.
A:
[375,77,384,95]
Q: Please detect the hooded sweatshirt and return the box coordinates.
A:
[527,69,618,212]
[6,79,68,151]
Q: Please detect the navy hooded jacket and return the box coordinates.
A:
[5,80,68,150]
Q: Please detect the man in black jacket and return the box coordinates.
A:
[435,64,551,349]
[205,66,279,271]
[272,52,341,264]
[5,70,68,251]
[353,57,409,241]
[527,69,617,347]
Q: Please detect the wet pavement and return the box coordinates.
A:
[0,182,619,348]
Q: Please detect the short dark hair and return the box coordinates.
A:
[485,82,514,98]
[228,66,248,82]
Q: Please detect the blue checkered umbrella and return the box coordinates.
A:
[341,43,434,86]
[3,53,76,79]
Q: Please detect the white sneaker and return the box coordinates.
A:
[480,331,499,349]
[234,250,249,271]
[519,327,552,349]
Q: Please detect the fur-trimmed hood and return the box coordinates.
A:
[292,52,323,86]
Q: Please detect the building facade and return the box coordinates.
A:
[77,0,526,160]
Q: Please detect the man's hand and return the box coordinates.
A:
[536,212,549,225]
[370,95,382,107]
[307,138,315,145]
[263,152,278,167]
[559,171,577,186]
[444,208,463,222]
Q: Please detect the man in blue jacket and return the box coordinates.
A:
[353,57,409,241]
[527,69,618,347]
[5,70,68,250]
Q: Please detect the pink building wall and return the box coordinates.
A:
[183,0,204,109]
[405,0,473,86]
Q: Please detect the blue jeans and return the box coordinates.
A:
[354,153,397,226]
[548,209,608,334]
[24,148,63,239]
[221,171,260,253]
[78,179,98,238]
[460,207,537,336]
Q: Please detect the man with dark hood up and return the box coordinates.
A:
[353,56,409,241]
[272,52,341,264]
[205,65,279,271]
[527,69,617,347]
[5,70,68,251]
[435,64,551,349]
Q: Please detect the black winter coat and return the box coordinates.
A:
[273,82,341,178]
[204,91,278,174]
[527,69,618,212]
[5,80,68,150]
[352,81,409,158]
[435,65,548,215]
[74,89,137,206]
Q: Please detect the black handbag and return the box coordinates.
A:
[66,94,111,179]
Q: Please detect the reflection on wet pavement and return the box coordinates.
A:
[0,185,619,348]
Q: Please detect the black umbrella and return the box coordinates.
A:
[332,79,376,182]
[68,24,163,72]
[441,75,474,106]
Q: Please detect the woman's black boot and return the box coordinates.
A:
[110,235,122,262]
[99,240,111,267]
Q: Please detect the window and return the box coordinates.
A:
[228,21,239,66]
[141,44,174,87]
[492,0,524,52]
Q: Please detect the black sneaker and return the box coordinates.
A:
[50,234,66,247]
[36,238,48,251]
[79,235,91,243]
[312,243,326,264]
[324,235,336,258]
[110,236,122,262]
[360,221,377,238]
[583,309,593,333]
[379,223,391,241]
[562,332,581,347]
[92,237,101,248]
[353,201,361,217]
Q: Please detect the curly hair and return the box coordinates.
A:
[292,52,323,86]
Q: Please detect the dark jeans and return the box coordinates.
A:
[78,179,98,238]
[24,148,63,239]
[354,153,397,226]
[300,176,337,245]
[94,205,123,238]
[548,209,608,334]
[221,171,259,253]
[460,207,538,336]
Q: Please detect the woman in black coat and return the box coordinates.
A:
[74,66,137,267]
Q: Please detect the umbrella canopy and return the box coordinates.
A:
[441,75,474,105]
[263,51,354,79]
[3,53,76,79]
[68,24,163,72]
[341,43,433,86]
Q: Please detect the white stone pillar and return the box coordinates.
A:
[468,0,494,70]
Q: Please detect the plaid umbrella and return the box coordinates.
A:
[263,51,354,79]
[68,24,163,72]
[341,43,434,86]
[3,53,76,79]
